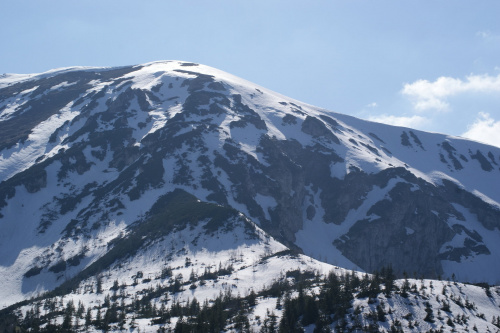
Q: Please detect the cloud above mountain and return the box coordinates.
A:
[462,112,500,148]
[364,72,500,147]
[401,73,500,111]
[367,114,428,128]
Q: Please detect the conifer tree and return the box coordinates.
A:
[382,265,395,296]
[234,308,251,333]
[423,302,435,323]
[85,307,92,328]
[261,310,278,333]
[97,274,103,294]
[302,296,319,327]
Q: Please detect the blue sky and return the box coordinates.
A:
[1,1,499,147]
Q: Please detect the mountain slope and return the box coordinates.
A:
[0,61,500,311]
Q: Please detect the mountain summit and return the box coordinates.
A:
[1,61,500,311]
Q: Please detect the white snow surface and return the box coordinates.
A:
[1,60,500,314]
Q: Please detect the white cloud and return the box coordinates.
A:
[476,30,500,41]
[402,74,500,111]
[476,31,492,39]
[367,114,429,128]
[462,112,500,148]
[366,102,377,108]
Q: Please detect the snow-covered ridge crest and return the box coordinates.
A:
[0,64,139,89]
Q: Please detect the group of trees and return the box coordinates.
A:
[1,265,497,333]
[277,268,398,332]
[169,267,399,332]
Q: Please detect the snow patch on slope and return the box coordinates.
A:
[296,178,402,269]
[441,204,500,284]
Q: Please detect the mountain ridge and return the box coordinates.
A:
[0,60,499,313]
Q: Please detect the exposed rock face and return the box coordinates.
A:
[334,169,459,277]
[301,116,340,144]
[1,60,500,291]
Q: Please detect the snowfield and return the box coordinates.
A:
[1,61,500,332]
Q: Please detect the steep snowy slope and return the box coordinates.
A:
[0,61,499,312]
[1,190,499,333]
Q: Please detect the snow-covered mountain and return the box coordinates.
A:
[0,61,499,329]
